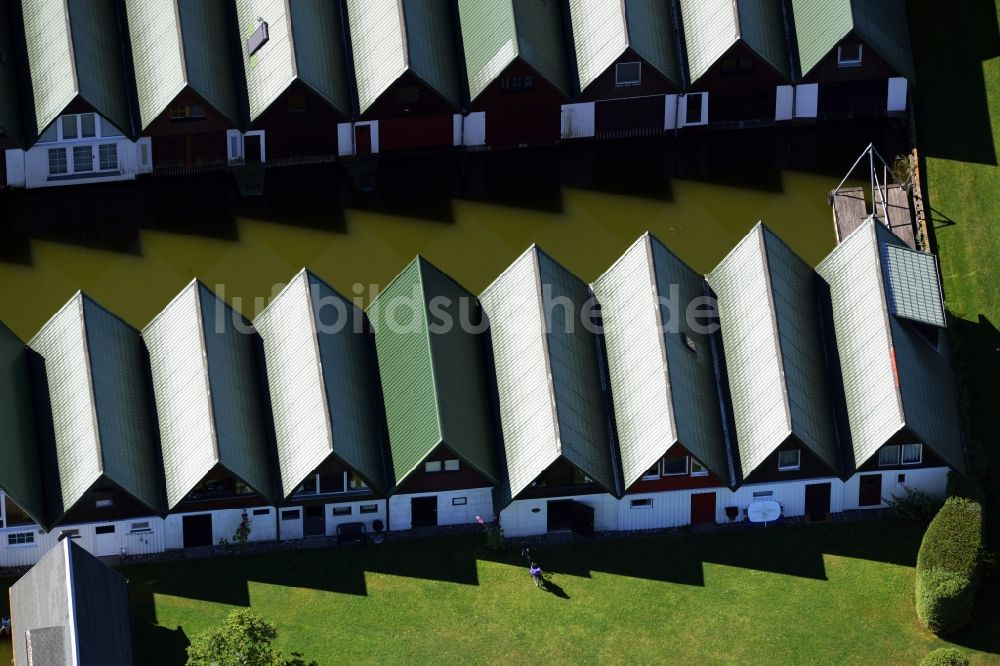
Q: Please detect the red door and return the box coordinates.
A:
[691,492,716,524]
[354,125,372,155]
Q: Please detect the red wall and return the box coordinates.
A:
[626,444,725,494]
[379,115,453,152]
[471,59,566,148]
[395,445,494,494]
[145,88,234,169]
[361,71,457,120]
[692,42,788,122]
[576,49,679,102]
[251,80,344,160]
[800,32,901,84]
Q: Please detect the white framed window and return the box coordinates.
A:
[878,446,901,467]
[332,506,352,516]
[902,443,922,465]
[73,146,93,172]
[777,449,800,471]
[630,498,653,509]
[7,531,34,547]
[752,490,773,498]
[99,143,118,171]
[443,459,460,472]
[642,462,660,480]
[95,524,115,535]
[48,147,67,174]
[39,113,120,143]
[662,455,688,476]
[690,459,709,476]
[280,509,300,521]
[129,521,152,534]
[95,497,113,509]
[360,504,378,514]
[59,529,80,541]
[425,460,442,473]
[252,508,270,516]
[679,93,708,127]
[615,62,641,87]
[452,497,467,506]
[837,42,863,67]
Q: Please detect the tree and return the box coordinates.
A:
[187,608,287,666]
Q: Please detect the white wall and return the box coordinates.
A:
[843,467,948,511]
[19,137,141,189]
[1,515,165,568]
[389,488,494,531]
[499,493,619,538]
[277,499,387,539]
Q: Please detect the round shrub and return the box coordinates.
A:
[920,647,970,666]
[915,497,983,634]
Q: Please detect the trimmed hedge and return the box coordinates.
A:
[915,497,984,634]
[920,647,970,666]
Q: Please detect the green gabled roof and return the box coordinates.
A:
[816,221,964,472]
[566,0,682,94]
[21,0,134,140]
[29,293,162,522]
[458,0,573,101]
[593,234,729,490]
[368,257,498,489]
[235,0,352,122]
[346,0,461,115]
[481,246,618,505]
[707,224,838,480]
[0,7,23,145]
[0,323,46,528]
[255,269,387,498]
[791,0,914,80]
[144,280,274,509]
[679,0,790,84]
[126,0,242,129]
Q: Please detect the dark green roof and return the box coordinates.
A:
[707,224,839,480]
[235,0,352,122]
[346,0,462,114]
[255,269,388,498]
[481,246,619,505]
[10,539,133,666]
[0,323,45,528]
[144,280,275,509]
[566,0,682,93]
[29,293,162,523]
[126,0,242,129]
[0,6,23,144]
[367,257,498,489]
[791,0,915,80]
[458,0,572,100]
[816,220,964,472]
[679,0,791,84]
[21,0,134,140]
[593,234,729,489]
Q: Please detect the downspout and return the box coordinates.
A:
[704,279,739,487]
[669,0,687,137]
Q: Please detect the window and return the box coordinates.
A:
[62,115,78,139]
[396,86,420,105]
[287,94,306,113]
[95,525,115,535]
[690,460,709,476]
[684,93,706,125]
[130,522,152,533]
[752,490,773,498]
[500,75,535,94]
[630,498,653,509]
[73,145,93,172]
[721,57,754,75]
[642,463,660,480]
[897,473,906,484]
[252,508,270,516]
[332,506,352,516]
[59,529,80,540]
[7,532,34,546]
[48,148,67,175]
[662,456,688,476]
[777,449,800,471]
[280,509,300,521]
[452,497,467,506]
[39,123,58,143]
[682,332,698,353]
[94,494,113,509]
[99,144,118,171]
[168,105,206,121]
[837,41,863,67]
[360,504,378,514]
[247,20,269,57]
[878,446,901,467]
[80,113,96,138]
[425,460,442,473]
[615,62,641,87]
[443,459,460,472]
[902,443,922,465]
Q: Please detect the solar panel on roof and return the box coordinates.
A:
[881,243,947,328]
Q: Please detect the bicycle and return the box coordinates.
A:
[529,562,544,588]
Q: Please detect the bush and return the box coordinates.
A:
[915,497,984,634]
[886,486,943,522]
[920,647,969,666]
[187,609,288,666]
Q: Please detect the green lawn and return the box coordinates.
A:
[111,521,997,665]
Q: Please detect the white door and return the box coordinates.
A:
[794,84,818,118]
[136,138,153,174]
[226,129,244,164]
[887,77,908,114]
[4,149,25,187]
[94,525,117,556]
[462,112,486,146]
[560,102,595,139]
[775,85,794,121]
[678,93,709,127]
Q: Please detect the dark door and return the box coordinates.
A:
[569,502,595,537]
[245,135,262,163]
[411,497,437,528]
[805,482,832,520]
[304,505,326,537]
[691,492,716,524]
[354,125,372,155]
[859,474,883,506]
[182,514,213,548]
[547,500,574,532]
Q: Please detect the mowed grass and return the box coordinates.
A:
[110,521,998,665]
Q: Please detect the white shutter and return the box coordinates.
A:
[135,138,152,174]
[794,84,818,118]
[560,102,595,139]
[887,77,908,114]
[226,129,244,164]
[452,114,463,146]
[337,123,354,156]
[664,94,678,130]
[775,85,794,121]
[4,149,25,188]
[462,112,486,146]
